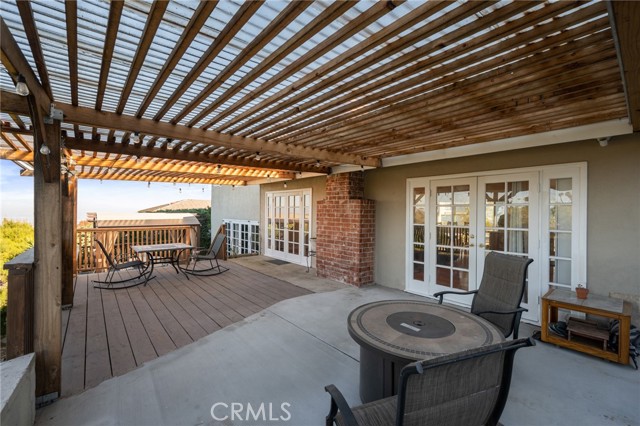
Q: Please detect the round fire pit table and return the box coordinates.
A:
[348,299,504,403]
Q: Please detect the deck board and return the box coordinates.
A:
[61,260,312,396]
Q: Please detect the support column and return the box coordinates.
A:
[33,115,62,399]
[61,173,77,307]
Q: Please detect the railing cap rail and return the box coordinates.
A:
[3,247,35,270]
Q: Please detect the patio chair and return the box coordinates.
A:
[184,233,229,276]
[434,252,533,339]
[325,337,535,426]
[93,239,147,289]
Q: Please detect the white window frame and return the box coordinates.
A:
[406,162,588,322]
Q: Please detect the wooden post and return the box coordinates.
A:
[61,173,77,307]
[33,117,62,399]
[3,248,35,360]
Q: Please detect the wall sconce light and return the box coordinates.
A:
[39,144,51,155]
[255,151,261,161]
[132,132,140,143]
[15,75,29,96]
[283,182,288,188]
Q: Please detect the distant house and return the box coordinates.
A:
[138,199,211,213]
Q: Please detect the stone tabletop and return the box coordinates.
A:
[543,288,625,314]
[348,300,504,362]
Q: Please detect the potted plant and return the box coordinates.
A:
[576,284,589,299]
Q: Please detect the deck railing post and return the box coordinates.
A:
[3,248,35,360]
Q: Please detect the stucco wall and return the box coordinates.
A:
[363,134,640,301]
[210,185,260,232]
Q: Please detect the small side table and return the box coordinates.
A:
[541,288,632,365]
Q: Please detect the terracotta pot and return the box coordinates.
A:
[576,287,589,299]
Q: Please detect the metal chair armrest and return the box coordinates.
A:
[433,289,478,304]
[325,385,359,426]
[474,307,528,316]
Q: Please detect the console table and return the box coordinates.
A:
[541,288,632,365]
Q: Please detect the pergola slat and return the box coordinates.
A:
[16,0,53,101]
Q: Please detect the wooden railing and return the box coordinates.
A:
[75,225,197,273]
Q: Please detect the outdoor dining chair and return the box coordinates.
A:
[93,239,147,289]
[325,337,535,426]
[434,252,533,339]
[184,233,229,276]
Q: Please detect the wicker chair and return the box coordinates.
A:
[184,233,229,276]
[434,252,533,339]
[325,338,534,426]
[93,239,146,289]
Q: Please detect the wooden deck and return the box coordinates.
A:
[60,261,311,397]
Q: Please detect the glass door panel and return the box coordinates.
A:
[265,190,311,266]
[478,173,539,321]
[430,179,476,296]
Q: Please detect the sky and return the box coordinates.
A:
[0,161,211,224]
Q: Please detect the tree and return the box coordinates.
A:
[0,219,34,284]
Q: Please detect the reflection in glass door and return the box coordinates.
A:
[430,179,477,295]
[265,190,311,265]
[478,174,539,321]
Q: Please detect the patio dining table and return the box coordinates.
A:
[348,299,505,403]
[131,243,194,286]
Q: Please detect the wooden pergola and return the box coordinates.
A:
[0,0,638,401]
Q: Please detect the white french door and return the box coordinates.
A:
[265,189,312,265]
[408,172,541,322]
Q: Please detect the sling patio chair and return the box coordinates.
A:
[325,337,535,426]
[92,239,148,289]
[184,233,229,276]
[434,252,533,339]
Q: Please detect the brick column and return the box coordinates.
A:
[316,172,375,286]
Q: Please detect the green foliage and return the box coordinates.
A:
[155,207,212,248]
[0,219,33,338]
[0,219,34,285]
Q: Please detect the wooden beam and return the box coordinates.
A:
[63,138,332,174]
[609,1,640,131]
[16,0,54,100]
[205,0,412,129]
[27,94,56,183]
[155,1,261,122]
[0,149,295,179]
[0,17,51,115]
[55,102,379,167]
[116,0,168,114]
[136,1,219,118]
[33,118,62,398]
[173,1,310,125]
[65,1,78,106]
[171,1,353,126]
[266,8,607,141]
[61,174,76,307]
[95,0,124,111]
[0,90,29,114]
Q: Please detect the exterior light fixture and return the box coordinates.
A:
[284,182,287,188]
[15,75,29,96]
[316,160,321,168]
[39,144,51,155]
[148,181,151,188]
[597,137,610,147]
[179,188,182,194]
[255,151,261,160]
[132,132,140,143]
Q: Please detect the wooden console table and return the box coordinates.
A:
[541,288,632,365]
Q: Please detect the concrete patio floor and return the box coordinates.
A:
[36,257,640,426]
